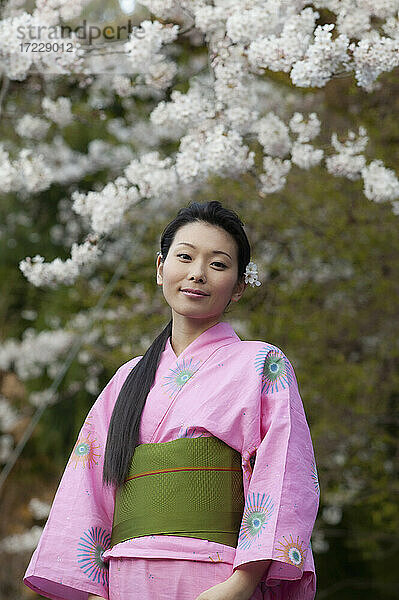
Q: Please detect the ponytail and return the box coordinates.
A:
[102,319,172,488]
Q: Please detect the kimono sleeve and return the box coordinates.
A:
[23,361,134,600]
[232,346,320,600]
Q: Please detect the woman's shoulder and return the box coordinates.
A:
[231,337,286,359]
[219,338,288,379]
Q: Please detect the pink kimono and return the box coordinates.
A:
[23,321,320,600]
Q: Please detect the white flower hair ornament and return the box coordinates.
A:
[244,261,262,287]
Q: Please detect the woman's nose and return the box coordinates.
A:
[189,273,205,282]
[188,264,206,282]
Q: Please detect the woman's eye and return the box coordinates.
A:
[176,254,226,268]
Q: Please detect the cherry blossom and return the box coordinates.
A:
[0,0,397,285]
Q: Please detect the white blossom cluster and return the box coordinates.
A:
[0,134,135,196]
[15,115,50,140]
[289,112,321,143]
[1,0,27,20]
[257,113,291,158]
[193,4,226,35]
[150,84,215,135]
[333,2,373,38]
[72,177,140,235]
[125,152,179,199]
[0,526,43,553]
[111,75,136,98]
[326,128,368,180]
[248,7,321,75]
[19,239,102,287]
[322,505,343,525]
[291,141,324,170]
[311,2,399,89]
[108,117,170,147]
[0,395,21,432]
[290,24,351,88]
[124,20,180,90]
[29,388,58,408]
[0,11,84,81]
[350,33,399,91]
[244,261,262,287]
[361,160,399,202]
[36,136,134,186]
[0,144,18,192]
[0,328,75,379]
[311,528,329,553]
[257,110,324,182]
[226,4,278,44]
[176,124,255,183]
[42,97,74,127]
[16,149,53,193]
[139,0,182,21]
[34,137,100,186]
[86,140,135,172]
[35,0,93,22]
[259,156,292,194]
[325,127,399,200]
[28,497,51,520]
[0,145,52,194]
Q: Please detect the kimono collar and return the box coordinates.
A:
[165,321,240,362]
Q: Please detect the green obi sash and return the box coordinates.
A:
[110,435,244,548]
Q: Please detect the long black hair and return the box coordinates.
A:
[102,200,251,488]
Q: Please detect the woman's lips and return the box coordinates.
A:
[180,290,209,298]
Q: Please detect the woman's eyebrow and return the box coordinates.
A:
[175,242,232,259]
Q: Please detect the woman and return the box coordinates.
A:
[24,201,320,600]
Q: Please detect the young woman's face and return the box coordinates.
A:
[156,221,246,322]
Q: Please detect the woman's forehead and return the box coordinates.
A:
[172,222,235,248]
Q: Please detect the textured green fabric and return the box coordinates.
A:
[111,435,244,548]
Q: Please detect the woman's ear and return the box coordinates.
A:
[156,254,163,286]
[231,277,247,303]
